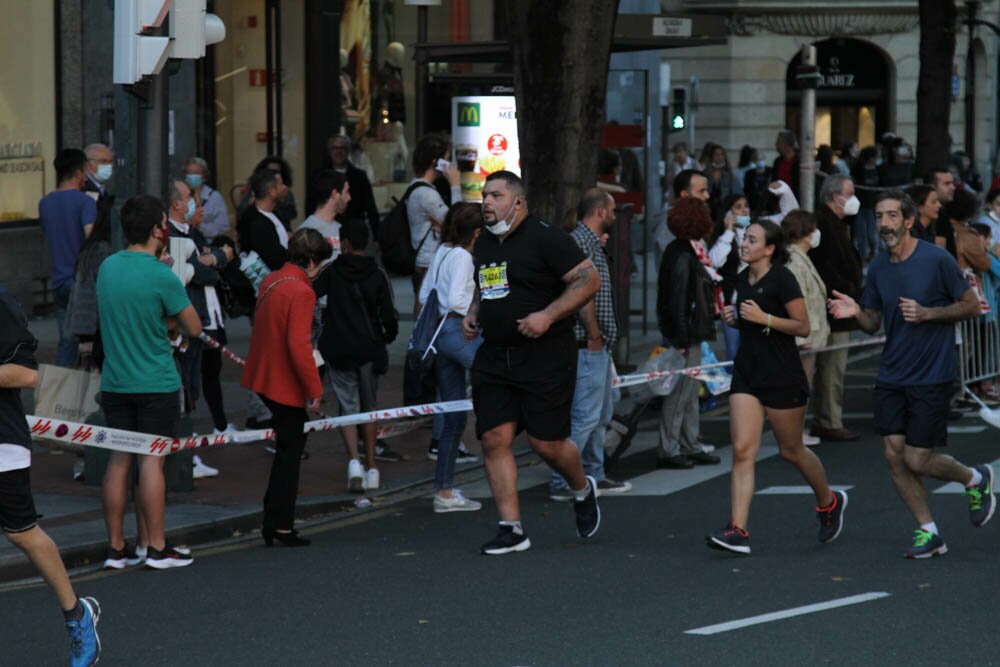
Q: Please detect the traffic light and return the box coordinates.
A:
[169,0,226,59]
[670,87,687,132]
[113,0,171,84]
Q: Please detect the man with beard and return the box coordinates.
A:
[828,190,995,558]
[462,171,601,554]
[549,189,632,501]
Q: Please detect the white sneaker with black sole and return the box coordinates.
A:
[192,455,219,479]
[348,459,365,493]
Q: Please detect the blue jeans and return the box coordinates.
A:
[433,318,482,490]
[853,208,877,262]
[551,348,613,490]
[52,282,78,368]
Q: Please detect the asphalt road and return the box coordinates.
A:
[4,360,1000,666]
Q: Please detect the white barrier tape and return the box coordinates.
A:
[611,336,886,389]
[33,336,885,455]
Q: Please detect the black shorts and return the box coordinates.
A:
[874,382,951,449]
[102,391,179,442]
[730,370,809,410]
[471,336,577,441]
[0,467,38,534]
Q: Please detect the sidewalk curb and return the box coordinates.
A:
[0,445,535,584]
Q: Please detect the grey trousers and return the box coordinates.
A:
[657,345,702,458]
[812,330,849,430]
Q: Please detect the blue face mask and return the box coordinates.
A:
[96,164,112,182]
[185,174,204,190]
[184,197,196,222]
[736,215,751,227]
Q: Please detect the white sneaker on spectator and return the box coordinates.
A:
[348,459,365,493]
[212,424,238,435]
[434,489,482,513]
[803,431,821,447]
[192,455,219,479]
[365,468,380,491]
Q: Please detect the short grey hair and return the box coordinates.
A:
[163,179,189,210]
[84,143,111,160]
[819,174,852,204]
[184,156,211,181]
[776,130,798,151]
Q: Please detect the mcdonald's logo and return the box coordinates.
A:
[458,102,481,127]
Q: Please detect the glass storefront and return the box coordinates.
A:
[0,1,57,222]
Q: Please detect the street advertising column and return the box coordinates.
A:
[451,96,521,202]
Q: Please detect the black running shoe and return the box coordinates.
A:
[103,544,141,570]
[817,490,848,543]
[574,475,601,538]
[145,543,194,569]
[965,464,996,528]
[707,522,751,555]
[481,525,531,555]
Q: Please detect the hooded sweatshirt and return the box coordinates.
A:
[316,254,398,371]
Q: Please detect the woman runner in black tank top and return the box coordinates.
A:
[706,220,846,555]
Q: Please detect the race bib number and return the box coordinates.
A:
[479,262,510,300]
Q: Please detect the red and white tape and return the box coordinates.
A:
[31,336,885,456]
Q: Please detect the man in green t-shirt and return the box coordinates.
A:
[96,194,202,570]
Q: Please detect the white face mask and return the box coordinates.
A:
[96,164,113,182]
[809,228,821,249]
[485,198,519,236]
[841,194,861,216]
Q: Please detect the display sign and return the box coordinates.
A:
[0,156,46,222]
[451,96,520,202]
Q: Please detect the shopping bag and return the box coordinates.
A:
[697,342,732,396]
[33,364,102,452]
[628,345,685,404]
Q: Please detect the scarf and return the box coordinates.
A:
[691,239,725,315]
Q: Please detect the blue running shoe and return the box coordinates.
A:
[67,596,101,667]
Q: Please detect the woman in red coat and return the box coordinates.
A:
[242,228,331,547]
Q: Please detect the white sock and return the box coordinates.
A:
[920,522,939,536]
[966,468,983,488]
[499,520,524,535]
[573,480,591,502]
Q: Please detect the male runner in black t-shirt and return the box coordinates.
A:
[0,287,101,665]
[462,171,602,554]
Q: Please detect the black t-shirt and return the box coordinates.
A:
[0,288,37,453]
[473,214,586,347]
[732,265,808,390]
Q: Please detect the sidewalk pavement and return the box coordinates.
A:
[4,272,662,581]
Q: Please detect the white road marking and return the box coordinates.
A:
[947,425,987,434]
[755,485,853,495]
[626,437,778,497]
[684,592,891,636]
[933,459,1000,494]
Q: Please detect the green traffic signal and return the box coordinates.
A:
[672,115,685,130]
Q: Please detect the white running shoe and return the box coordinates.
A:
[136,544,191,559]
[212,424,238,435]
[364,468,380,491]
[433,489,482,513]
[192,455,219,479]
[803,431,821,447]
[348,459,365,493]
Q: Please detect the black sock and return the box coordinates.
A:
[63,599,84,623]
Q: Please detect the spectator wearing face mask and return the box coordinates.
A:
[183,157,230,242]
[807,175,863,443]
[709,194,752,361]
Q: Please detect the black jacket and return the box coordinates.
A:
[316,254,399,371]
[168,220,228,326]
[237,207,288,271]
[808,205,862,332]
[657,240,716,349]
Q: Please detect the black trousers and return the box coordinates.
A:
[201,328,228,431]
[260,395,308,531]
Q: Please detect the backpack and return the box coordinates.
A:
[402,249,452,405]
[378,181,433,276]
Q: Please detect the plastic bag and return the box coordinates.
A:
[628,345,685,404]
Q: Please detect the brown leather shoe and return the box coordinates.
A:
[810,426,860,442]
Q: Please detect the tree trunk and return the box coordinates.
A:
[504,0,620,224]
[916,0,957,177]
